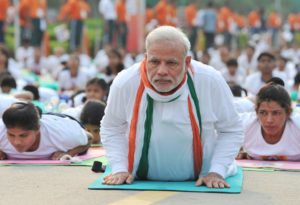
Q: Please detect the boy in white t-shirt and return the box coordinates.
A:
[0,102,92,160]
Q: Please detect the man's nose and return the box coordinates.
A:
[157,63,168,75]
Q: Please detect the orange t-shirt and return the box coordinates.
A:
[58,2,70,21]
[166,4,176,26]
[155,0,168,25]
[145,8,154,24]
[116,0,126,23]
[234,14,246,29]
[184,4,197,27]
[288,14,297,31]
[267,12,281,29]
[0,0,10,21]
[218,6,231,32]
[248,10,260,28]
[19,0,30,27]
[66,0,90,20]
[27,0,47,19]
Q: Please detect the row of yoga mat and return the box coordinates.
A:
[1,147,300,193]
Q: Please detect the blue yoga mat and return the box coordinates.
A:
[88,167,243,193]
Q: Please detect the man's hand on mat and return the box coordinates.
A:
[102,172,134,185]
[195,172,230,188]
[0,150,7,160]
[50,151,68,160]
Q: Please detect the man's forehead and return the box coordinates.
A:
[147,55,180,62]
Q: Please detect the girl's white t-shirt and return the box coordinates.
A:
[242,113,300,161]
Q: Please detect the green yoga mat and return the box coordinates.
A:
[88,167,243,193]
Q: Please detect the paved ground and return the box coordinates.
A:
[0,166,299,205]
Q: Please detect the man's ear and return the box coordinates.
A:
[185,56,192,68]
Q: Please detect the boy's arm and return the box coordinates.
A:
[50,132,92,160]
[67,131,93,156]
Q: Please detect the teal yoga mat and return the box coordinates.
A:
[88,167,243,193]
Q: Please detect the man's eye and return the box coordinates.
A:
[149,60,159,65]
[167,61,177,66]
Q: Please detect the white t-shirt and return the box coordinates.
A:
[242,112,300,161]
[0,114,88,159]
[233,97,254,113]
[222,69,244,85]
[57,69,90,91]
[62,105,84,121]
[99,0,117,20]
[237,52,258,76]
[0,94,18,117]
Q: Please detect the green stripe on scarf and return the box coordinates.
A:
[187,72,202,136]
[136,95,154,179]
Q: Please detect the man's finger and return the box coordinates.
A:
[116,176,125,184]
[126,174,134,184]
[218,181,225,188]
[195,177,203,186]
[205,180,213,188]
[212,181,219,188]
[223,181,230,188]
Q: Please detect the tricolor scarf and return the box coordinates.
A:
[128,60,203,180]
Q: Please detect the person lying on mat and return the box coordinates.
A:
[100,26,243,188]
[0,102,92,160]
[80,100,106,144]
[237,83,300,160]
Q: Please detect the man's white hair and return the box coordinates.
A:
[145,26,191,56]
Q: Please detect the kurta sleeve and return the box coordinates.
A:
[207,71,244,178]
[100,75,130,174]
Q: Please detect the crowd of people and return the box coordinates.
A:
[0,0,299,188]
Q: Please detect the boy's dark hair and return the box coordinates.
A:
[86,77,108,92]
[23,84,40,100]
[294,72,300,85]
[226,58,238,67]
[228,82,247,97]
[266,77,285,87]
[0,75,17,89]
[256,83,291,114]
[3,102,40,130]
[105,48,124,76]
[80,100,106,126]
[257,52,275,61]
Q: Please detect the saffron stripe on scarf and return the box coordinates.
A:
[188,97,203,177]
[128,81,145,173]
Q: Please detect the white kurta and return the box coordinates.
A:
[0,114,88,159]
[101,60,244,180]
[242,112,300,161]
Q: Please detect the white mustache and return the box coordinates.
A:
[152,77,173,82]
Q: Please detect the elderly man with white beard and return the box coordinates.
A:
[100,26,243,188]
